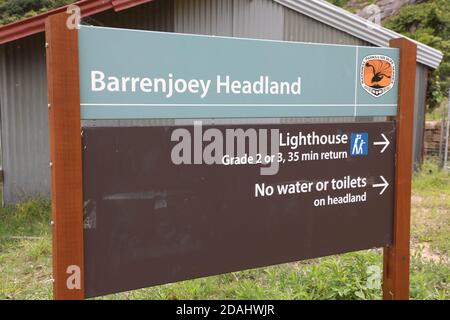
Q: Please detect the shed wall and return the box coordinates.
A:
[0,33,50,203]
[413,63,428,169]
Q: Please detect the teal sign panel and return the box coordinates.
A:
[78,26,399,120]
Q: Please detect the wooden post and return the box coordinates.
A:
[383,38,417,300]
[45,12,84,300]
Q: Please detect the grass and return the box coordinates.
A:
[412,160,450,256]
[426,99,449,121]
[0,161,449,300]
[0,198,53,299]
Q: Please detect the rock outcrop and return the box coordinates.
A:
[350,0,425,21]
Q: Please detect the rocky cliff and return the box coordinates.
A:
[342,0,426,21]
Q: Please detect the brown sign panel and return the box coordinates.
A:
[82,122,395,298]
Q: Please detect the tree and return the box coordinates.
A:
[0,0,74,25]
[384,0,450,110]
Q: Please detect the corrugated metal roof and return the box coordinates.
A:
[0,0,443,69]
[0,0,153,45]
[276,0,443,69]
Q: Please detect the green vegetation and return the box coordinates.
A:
[426,99,448,121]
[413,159,450,194]
[327,0,352,10]
[0,198,52,299]
[326,0,378,13]
[327,0,450,113]
[0,161,448,300]
[0,0,74,25]
[412,160,450,255]
[326,0,449,112]
[384,0,450,112]
[327,0,450,140]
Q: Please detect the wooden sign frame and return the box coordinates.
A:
[46,13,84,300]
[45,12,416,300]
[383,38,417,300]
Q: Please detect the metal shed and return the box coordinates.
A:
[0,0,443,204]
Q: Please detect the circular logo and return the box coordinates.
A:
[360,55,395,97]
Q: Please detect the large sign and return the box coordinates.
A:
[78,26,399,119]
[82,122,395,298]
[45,13,416,300]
